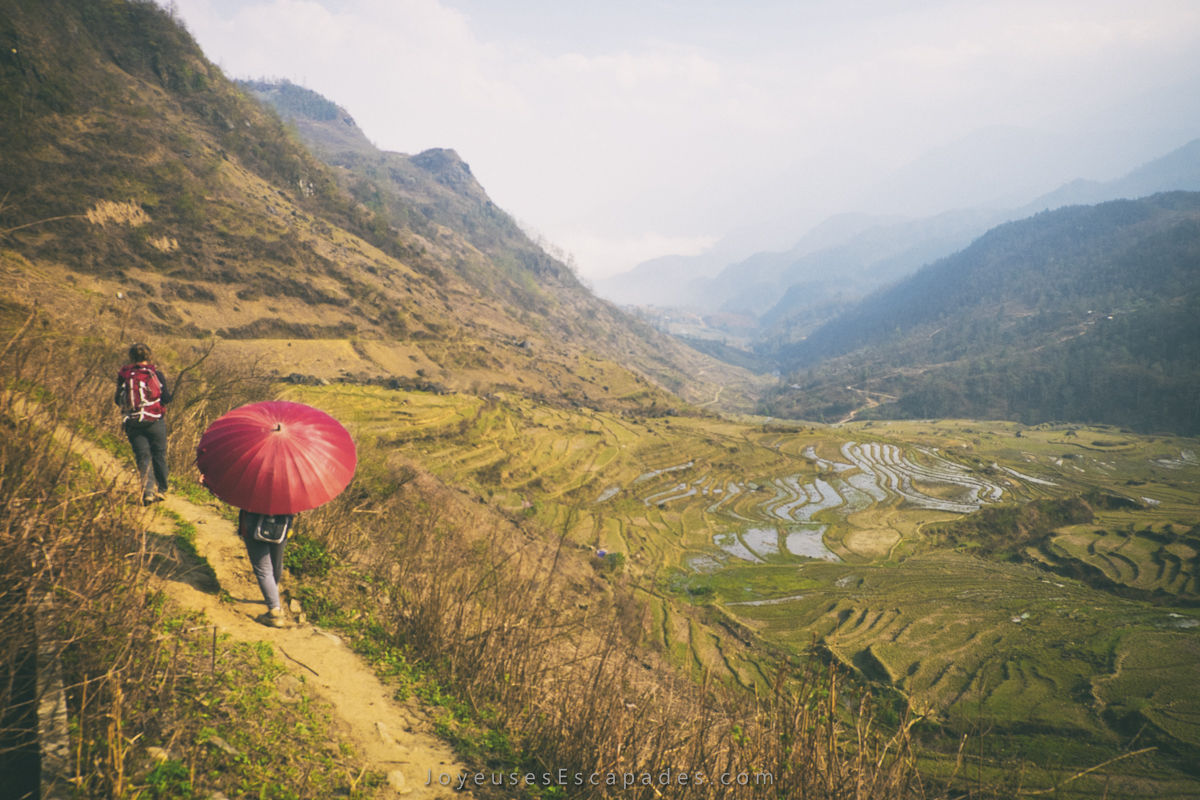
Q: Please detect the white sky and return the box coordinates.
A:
[170,0,1200,279]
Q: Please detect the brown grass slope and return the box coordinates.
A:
[0,0,764,414]
[242,78,770,409]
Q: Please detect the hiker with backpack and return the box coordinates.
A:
[115,342,172,505]
[237,509,294,627]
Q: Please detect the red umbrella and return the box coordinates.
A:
[196,400,356,514]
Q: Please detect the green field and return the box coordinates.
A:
[288,385,1200,795]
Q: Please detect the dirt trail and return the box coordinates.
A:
[696,384,724,408]
[69,431,467,798]
[835,386,896,425]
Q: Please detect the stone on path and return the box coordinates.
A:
[146,746,170,762]
[275,673,304,703]
[387,769,413,795]
[376,720,398,747]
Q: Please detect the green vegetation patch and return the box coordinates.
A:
[1097,630,1200,749]
[124,615,375,800]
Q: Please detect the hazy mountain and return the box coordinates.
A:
[851,125,1078,216]
[737,208,1005,320]
[590,248,740,309]
[764,193,1200,433]
[591,206,825,307]
[650,212,908,315]
[594,129,1200,379]
[1018,137,1200,214]
[854,76,1200,218]
[600,75,1200,314]
[744,134,1200,348]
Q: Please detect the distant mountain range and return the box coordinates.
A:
[751,136,1200,349]
[1014,138,1200,213]
[762,192,1200,434]
[597,131,1200,349]
[4,0,1196,438]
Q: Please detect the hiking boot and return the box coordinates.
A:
[260,608,287,628]
[142,491,160,506]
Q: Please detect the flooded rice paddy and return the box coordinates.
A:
[1153,449,1198,469]
[701,524,839,565]
[611,441,1011,566]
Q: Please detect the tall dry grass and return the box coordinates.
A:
[299,468,934,799]
[0,309,339,799]
[0,307,175,797]
[157,340,275,485]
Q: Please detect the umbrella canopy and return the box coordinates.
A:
[196,400,356,514]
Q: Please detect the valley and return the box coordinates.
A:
[286,380,1200,795]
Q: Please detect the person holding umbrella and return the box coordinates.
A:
[197,400,356,628]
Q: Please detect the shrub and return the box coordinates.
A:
[284,531,334,578]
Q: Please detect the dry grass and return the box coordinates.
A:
[158,340,275,485]
[0,308,367,799]
[145,236,179,253]
[85,200,151,228]
[0,307,174,796]
[0,304,944,799]
[297,468,935,799]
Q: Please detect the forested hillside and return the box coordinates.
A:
[764,193,1200,432]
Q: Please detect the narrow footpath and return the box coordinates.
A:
[74,431,468,798]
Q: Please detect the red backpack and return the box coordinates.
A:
[118,363,164,422]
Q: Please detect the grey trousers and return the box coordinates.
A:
[244,536,287,610]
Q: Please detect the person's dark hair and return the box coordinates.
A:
[128,343,152,363]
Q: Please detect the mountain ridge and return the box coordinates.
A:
[597,130,1200,342]
[236,78,769,408]
[0,4,765,415]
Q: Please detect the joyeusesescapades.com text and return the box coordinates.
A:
[426,768,775,790]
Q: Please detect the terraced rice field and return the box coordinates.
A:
[287,386,1200,795]
[710,552,1197,734]
[1047,524,1200,597]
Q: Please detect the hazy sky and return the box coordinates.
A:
[170,0,1200,279]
